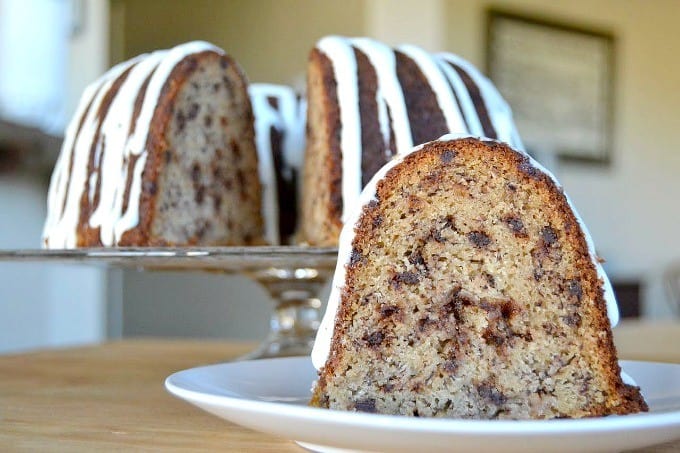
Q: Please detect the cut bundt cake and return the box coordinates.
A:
[301,36,524,246]
[43,41,262,247]
[310,136,647,419]
[249,84,306,244]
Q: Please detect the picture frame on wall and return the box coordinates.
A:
[486,10,615,164]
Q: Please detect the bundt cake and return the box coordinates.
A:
[249,84,306,245]
[301,36,524,246]
[310,136,647,419]
[43,41,263,247]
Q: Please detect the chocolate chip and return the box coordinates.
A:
[477,383,507,405]
[518,158,540,178]
[440,149,456,163]
[187,103,200,120]
[176,111,186,131]
[355,399,377,413]
[443,360,458,373]
[144,181,157,195]
[563,313,582,327]
[350,248,362,265]
[408,250,426,267]
[380,305,399,317]
[204,116,213,127]
[213,195,222,211]
[391,271,420,287]
[541,226,558,245]
[468,231,491,247]
[191,163,201,183]
[195,186,205,204]
[504,216,527,236]
[568,280,583,301]
[219,56,230,69]
[365,331,384,346]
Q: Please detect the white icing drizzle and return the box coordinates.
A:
[249,84,282,245]
[43,41,223,248]
[249,83,307,244]
[317,36,363,223]
[350,38,413,154]
[437,53,524,151]
[90,51,166,246]
[42,77,107,247]
[43,57,141,248]
[397,44,467,136]
[312,134,620,371]
[314,37,526,226]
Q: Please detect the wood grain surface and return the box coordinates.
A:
[0,321,678,452]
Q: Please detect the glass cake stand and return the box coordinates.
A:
[0,247,338,359]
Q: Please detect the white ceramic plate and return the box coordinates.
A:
[166,358,680,453]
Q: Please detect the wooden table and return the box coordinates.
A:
[1,320,679,452]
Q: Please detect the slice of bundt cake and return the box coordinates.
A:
[249,84,306,245]
[43,41,262,247]
[301,36,524,246]
[310,136,647,419]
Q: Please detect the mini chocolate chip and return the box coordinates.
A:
[533,268,543,281]
[164,149,172,163]
[418,316,436,332]
[500,300,518,320]
[380,305,399,317]
[484,273,496,288]
[505,216,526,236]
[219,56,230,69]
[355,399,377,413]
[468,231,491,247]
[440,149,456,163]
[507,183,517,191]
[541,226,558,245]
[187,103,200,120]
[568,280,583,301]
[443,360,458,373]
[350,248,362,265]
[213,195,222,211]
[144,181,157,195]
[204,116,213,127]
[563,313,582,327]
[391,271,420,286]
[195,186,205,204]
[477,383,507,405]
[408,250,426,267]
[518,159,540,178]
[366,331,384,346]
[191,163,201,183]
[176,111,186,131]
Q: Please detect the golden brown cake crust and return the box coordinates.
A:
[312,138,646,418]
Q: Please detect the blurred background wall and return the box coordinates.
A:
[1,0,678,352]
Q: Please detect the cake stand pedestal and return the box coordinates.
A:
[0,247,338,360]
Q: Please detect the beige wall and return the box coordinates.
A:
[113,0,366,86]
